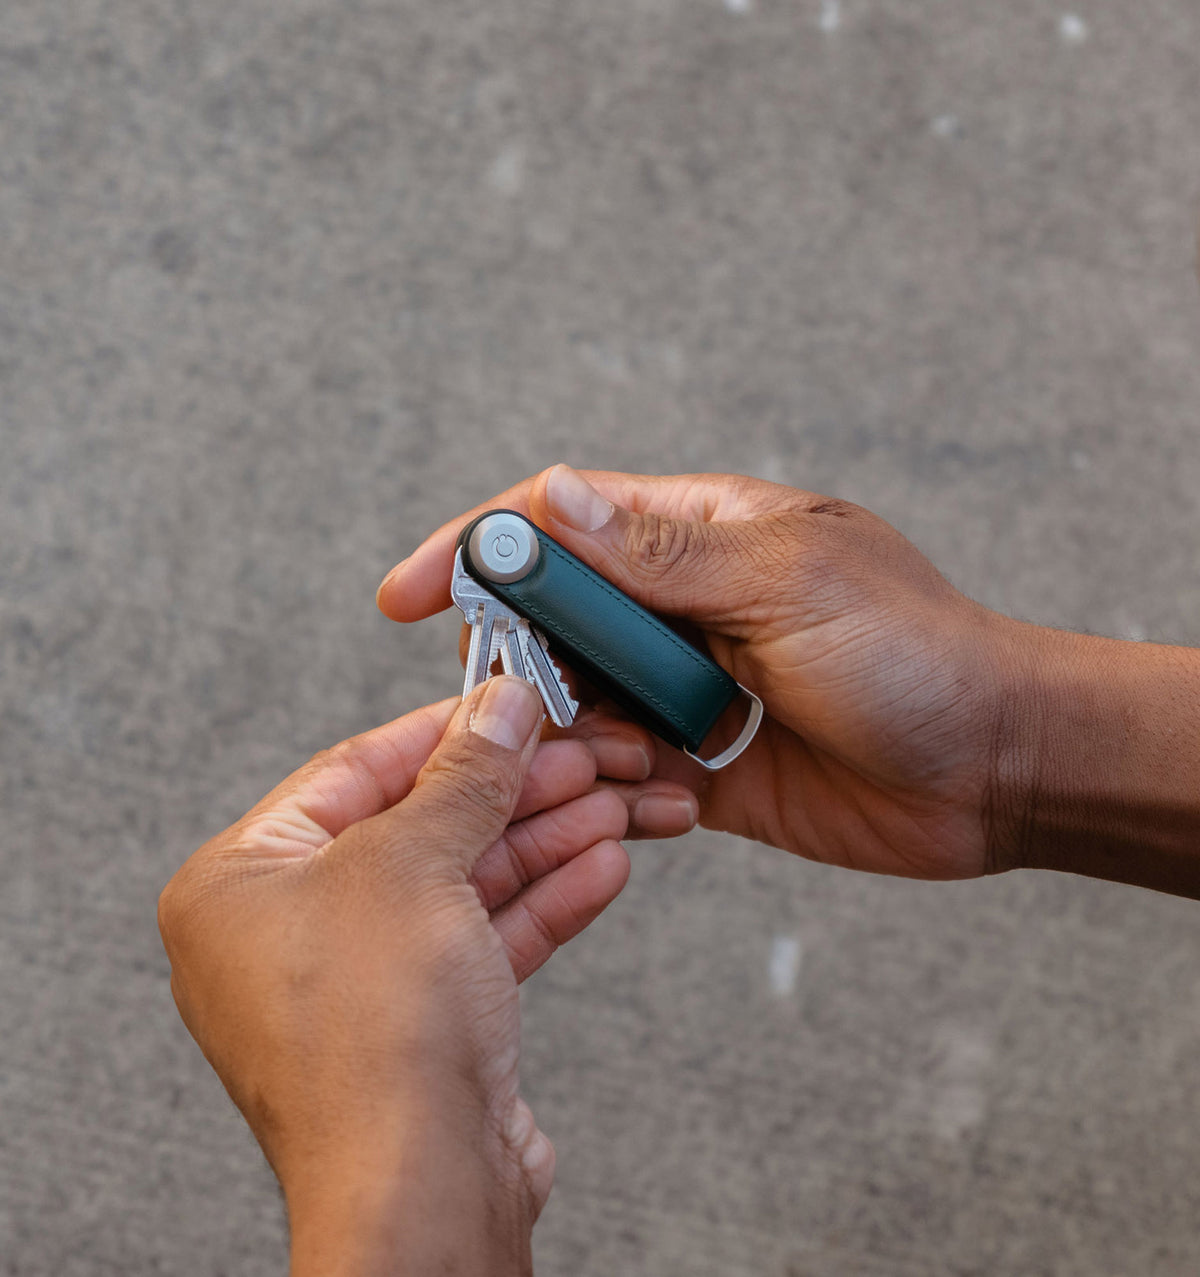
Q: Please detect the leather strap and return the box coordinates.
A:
[459,512,738,753]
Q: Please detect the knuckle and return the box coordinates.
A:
[305,738,386,809]
[304,744,336,772]
[312,738,358,776]
[327,738,358,764]
[304,738,359,777]
[498,821,541,886]
[624,513,700,574]
[801,495,860,519]
[749,513,812,574]
[727,472,782,509]
[524,896,563,954]
[419,745,517,822]
[588,787,630,839]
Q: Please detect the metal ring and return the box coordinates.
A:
[684,684,764,771]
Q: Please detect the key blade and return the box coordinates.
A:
[462,601,492,697]
[496,617,529,682]
[453,549,528,698]
[454,550,498,695]
[520,622,579,728]
[452,548,575,725]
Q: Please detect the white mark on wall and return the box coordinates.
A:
[488,143,526,196]
[1059,13,1089,44]
[1069,449,1092,471]
[930,113,964,140]
[897,1023,994,1142]
[768,935,803,996]
[724,0,753,13]
[819,0,842,33]
[928,1025,993,1141]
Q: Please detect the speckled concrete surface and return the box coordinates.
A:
[3,2,1200,1273]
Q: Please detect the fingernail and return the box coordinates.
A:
[546,465,613,534]
[588,735,652,781]
[470,677,543,751]
[633,793,699,835]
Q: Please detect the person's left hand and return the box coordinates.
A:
[158,678,630,1277]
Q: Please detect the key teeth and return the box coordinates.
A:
[523,624,578,728]
[530,671,577,729]
[546,655,579,720]
[537,632,580,717]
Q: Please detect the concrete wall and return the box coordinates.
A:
[3,2,1200,1272]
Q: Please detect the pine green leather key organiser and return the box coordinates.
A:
[451,510,763,770]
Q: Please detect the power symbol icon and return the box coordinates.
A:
[468,512,540,584]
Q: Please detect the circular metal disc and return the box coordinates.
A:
[468,513,540,584]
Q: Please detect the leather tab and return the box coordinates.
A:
[459,511,739,753]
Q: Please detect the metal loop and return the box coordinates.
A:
[684,684,764,771]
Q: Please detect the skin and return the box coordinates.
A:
[163,464,1200,1273]
[161,678,649,1276]
[380,465,1200,897]
[378,466,1013,884]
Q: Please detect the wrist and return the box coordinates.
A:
[285,1102,533,1277]
[987,621,1200,895]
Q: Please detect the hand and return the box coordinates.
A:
[378,466,1027,882]
[159,679,630,1276]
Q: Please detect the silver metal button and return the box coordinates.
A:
[468,513,540,584]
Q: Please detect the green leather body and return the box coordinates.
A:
[459,512,737,752]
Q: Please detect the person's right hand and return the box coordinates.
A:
[378,466,1032,883]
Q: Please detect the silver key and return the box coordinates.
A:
[451,549,579,728]
[451,550,514,695]
[520,623,578,728]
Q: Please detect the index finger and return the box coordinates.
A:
[375,473,543,622]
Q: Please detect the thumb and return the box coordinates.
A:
[533,463,765,622]
[380,676,544,879]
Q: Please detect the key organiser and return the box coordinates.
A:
[456,510,763,770]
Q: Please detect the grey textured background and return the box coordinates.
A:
[3,1,1200,1273]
